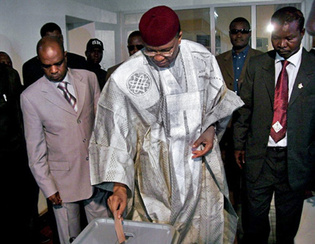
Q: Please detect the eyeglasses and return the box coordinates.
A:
[143,47,174,57]
[41,58,65,69]
[127,45,144,52]
[229,29,251,34]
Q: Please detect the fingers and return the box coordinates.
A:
[192,126,215,159]
[108,195,126,219]
[193,136,203,149]
[192,143,213,158]
[236,160,243,169]
[117,198,127,219]
[48,192,62,205]
[234,150,245,169]
[108,184,127,219]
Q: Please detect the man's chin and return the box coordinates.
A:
[47,76,62,82]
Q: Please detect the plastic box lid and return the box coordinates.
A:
[72,218,179,244]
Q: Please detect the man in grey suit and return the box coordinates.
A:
[21,36,109,244]
[234,7,315,244]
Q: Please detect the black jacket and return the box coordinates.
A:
[0,64,25,153]
[233,49,315,191]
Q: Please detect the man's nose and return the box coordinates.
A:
[153,54,165,62]
[279,39,287,48]
[50,65,59,73]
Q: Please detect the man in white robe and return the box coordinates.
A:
[89,5,244,243]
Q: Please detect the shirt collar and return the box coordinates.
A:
[275,47,303,67]
[51,73,70,87]
[63,73,70,84]
[232,45,249,56]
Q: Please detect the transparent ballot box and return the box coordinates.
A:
[72,218,179,244]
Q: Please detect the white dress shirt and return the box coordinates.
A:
[268,47,302,147]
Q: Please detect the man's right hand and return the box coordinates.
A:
[234,150,245,169]
[48,192,62,205]
[107,183,127,219]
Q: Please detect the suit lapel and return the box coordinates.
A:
[223,51,234,80]
[261,51,276,105]
[40,76,77,116]
[289,49,314,106]
[241,48,256,81]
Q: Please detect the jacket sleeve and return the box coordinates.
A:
[20,92,58,198]
[233,60,254,150]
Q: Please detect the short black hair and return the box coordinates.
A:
[40,22,62,37]
[271,7,304,32]
[128,30,141,44]
[229,17,251,30]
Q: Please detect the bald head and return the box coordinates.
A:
[36,36,67,82]
[37,36,64,57]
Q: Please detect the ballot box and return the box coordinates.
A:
[72,218,179,244]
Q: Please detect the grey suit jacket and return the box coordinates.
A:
[216,47,263,91]
[21,69,100,202]
[234,49,315,191]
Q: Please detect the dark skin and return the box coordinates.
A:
[145,31,182,68]
[85,47,103,64]
[38,42,67,82]
[234,20,305,169]
[127,35,144,56]
[229,22,251,54]
[0,52,13,68]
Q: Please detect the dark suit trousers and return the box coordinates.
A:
[242,148,304,244]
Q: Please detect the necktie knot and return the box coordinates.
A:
[58,81,77,111]
[58,80,68,89]
[282,60,290,69]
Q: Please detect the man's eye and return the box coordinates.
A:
[41,64,52,69]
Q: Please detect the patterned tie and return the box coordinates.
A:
[270,60,289,143]
[58,81,77,111]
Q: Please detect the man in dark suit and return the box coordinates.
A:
[0,62,40,243]
[23,22,86,88]
[233,7,315,244]
[216,17,262,212]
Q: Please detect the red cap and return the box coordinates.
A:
[139,6,180,46]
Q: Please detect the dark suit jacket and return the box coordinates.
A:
[234,49,315,191]
[86,62,107,90]
[216,47,263,91]
[22,52,87,88]
[0,63,25,153]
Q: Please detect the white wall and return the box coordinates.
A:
[0,0,117,214]
[1,0,312,79]
[68,22,96,57]
[0,0,117,80]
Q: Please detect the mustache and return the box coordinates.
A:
[233,37,245,41]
